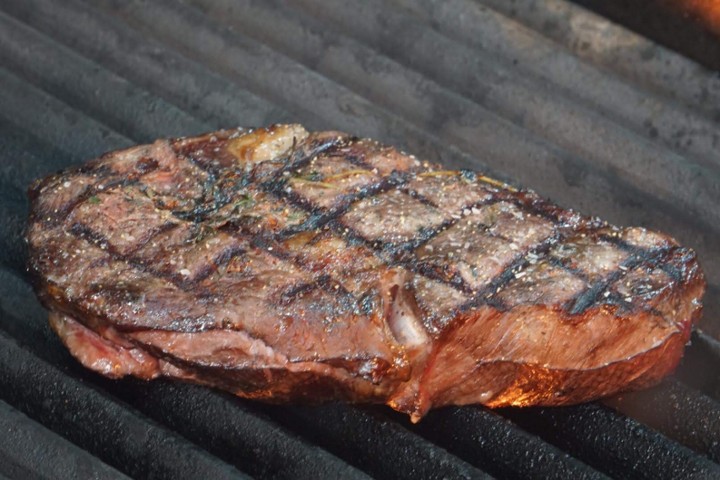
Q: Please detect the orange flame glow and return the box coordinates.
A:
[670,0,720,32]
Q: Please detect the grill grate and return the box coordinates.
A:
[1,0,720,478]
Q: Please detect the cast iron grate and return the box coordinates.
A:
[0,0,719,478]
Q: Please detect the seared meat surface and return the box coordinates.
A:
[27,124,705,421]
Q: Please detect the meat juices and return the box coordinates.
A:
[27,124,705,421]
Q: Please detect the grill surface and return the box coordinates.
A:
[1,0,719,478]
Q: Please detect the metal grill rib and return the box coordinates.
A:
[0,329,249,480]
[0,66,131,160]
[475,0,720,114]
[257,404,491,480]
[409,406,607,480]
[503,403,720,479]
[607,379,720,464]
[0,399,129,480]
[0,0,291,130]
[389,0,720,165]
[0,12,209,143]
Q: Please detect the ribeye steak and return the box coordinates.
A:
[27,124,705,421]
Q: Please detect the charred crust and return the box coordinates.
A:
[27,125,706,417]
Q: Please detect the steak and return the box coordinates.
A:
[26,124,705,421]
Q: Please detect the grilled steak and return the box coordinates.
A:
[27,124,705,421]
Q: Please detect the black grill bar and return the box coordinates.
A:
[502,403,720,479]
[605,379,720,464]
[390,0,720,166]
[0,400,128,480]
[82,0,474,164]
[0,119,74,198]
[0,330,249,480]
[677,331,720,401]
[520,0,720,123]
[0,0,293,131]
[404,406,606,479]
[96,381,371,480]
[256,404,490,480]
[0,66,131,161]
[476,0,720,118]
[0,13,209,144]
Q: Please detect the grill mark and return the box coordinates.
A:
[187,243,248,285]
[170,170,251,223]
[267,171,411,236]
[278,280,319,306]
[52,139,414,333]
[400,188,570,259]
[267,135,352,182]
[61,221,290,335]
[38,152,169,225]
[567,246,676,315]
[270,183,573,299]
[193,191,573,329]
[69,222,179,284]
[412,262,476,295]
[170,134,348,223]
[343,153,374,171]
[172,139,227,177]
[326,220,385,253]
[392,218,457,254]
[69,222,112,250]
[386,196,508,259]
[247,234,293,259]
[597,233,640,252]
[39,176,134,226]
[253,233,370,314]
[76,137,365,315]
[71,219,180,258]
[276,274,358,311]
[317,274,371,314]
[400,172,502,210]
[312,219,478,295]
[70,219,247,289]
[63,197,361,333]
[516,194,577,223]
[546,255,591,283]
[401,187,438,208]
[456,230,569,312]
[377,194,566,295]
[332,140,378,172]
[71,182,584,326]
[660,259,685,284]
[595,231,671,265]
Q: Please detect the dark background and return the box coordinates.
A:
[574,0,720,72]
